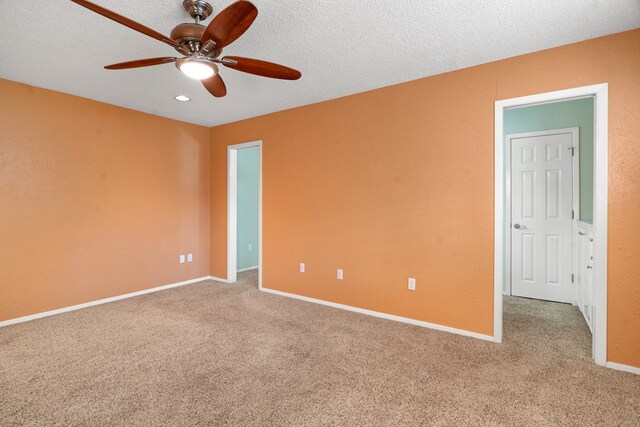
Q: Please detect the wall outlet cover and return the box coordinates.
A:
[180,255,185,264]
[337,269,344,280]
[408,277,416,291]
[187,253,193,262]
[300,263,305,273]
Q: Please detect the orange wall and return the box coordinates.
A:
[210,30,640,367]
[0,79,211,321]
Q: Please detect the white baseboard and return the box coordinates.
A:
[236,266,259,273]
[260,287,497,342]
[5,277,637,371]
[606,361,640,375]
[0,276,211,328]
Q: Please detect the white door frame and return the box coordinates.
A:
[504,127,580,298]
[494,84,608,366]
[227,140,263,289]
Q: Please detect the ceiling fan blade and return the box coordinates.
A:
[201,1,257,49]
[202,74,227,98]
[104,57,176,70]
[222,56,301,80]
[71,0,178,48]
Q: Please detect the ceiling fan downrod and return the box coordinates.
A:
[182,0,213,23]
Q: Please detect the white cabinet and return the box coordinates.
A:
[575,222,594,331]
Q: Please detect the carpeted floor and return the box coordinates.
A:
[1,271,638,426]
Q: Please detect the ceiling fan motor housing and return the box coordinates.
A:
[170,22,220,57]
[173,0,220,57]
[170,22,205,43]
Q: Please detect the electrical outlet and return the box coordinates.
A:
[179,255,185,264]
[187,253,193,263]
[337,269,344,280]
[248,243,253,251]
[408,277,416,291]
[299,263,305,273]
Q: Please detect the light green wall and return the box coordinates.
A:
[504,97,594,223]
[237,147,260,270]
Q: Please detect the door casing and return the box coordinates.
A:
[494,84,608,366]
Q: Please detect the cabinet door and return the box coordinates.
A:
[576,226,593,331]
[576,229,586,318]
[586,231,595,329]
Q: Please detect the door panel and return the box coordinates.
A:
[521,233,535,282]
[546,169,561,219]
[510,130,575,303]
[545,234,560,284]
[521,171,535,218]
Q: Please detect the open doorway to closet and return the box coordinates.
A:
[227,141,262,288]
[494,84,608,366]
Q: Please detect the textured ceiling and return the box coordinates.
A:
[1,1,638,126]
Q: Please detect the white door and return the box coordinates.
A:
[510,129,577,303]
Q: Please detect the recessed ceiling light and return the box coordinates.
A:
[175,95,191,102]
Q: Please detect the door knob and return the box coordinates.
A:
[513,223,526,229]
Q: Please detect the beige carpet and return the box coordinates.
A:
[1,271,638,426]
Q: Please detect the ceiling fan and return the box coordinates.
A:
[70,0,302,98]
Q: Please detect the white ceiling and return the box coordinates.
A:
[1,1,638,127]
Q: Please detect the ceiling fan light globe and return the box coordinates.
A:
[176,58,217,80]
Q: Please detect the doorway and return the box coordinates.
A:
[494,84,608,366]
[227,141,262,288]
